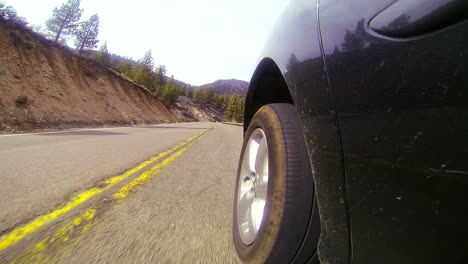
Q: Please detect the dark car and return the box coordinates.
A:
[232,0,468,263]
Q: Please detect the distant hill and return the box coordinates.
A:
[199,79,248,96]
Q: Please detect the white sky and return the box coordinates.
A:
[5,0,289,85]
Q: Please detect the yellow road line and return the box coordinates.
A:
[11,130,209,262]
[34,209,96,253]
[113,130,207,199]
[11,209,97,264]
[0,130,207,252]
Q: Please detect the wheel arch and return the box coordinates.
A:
[244,58,294,133]
[242,55,352,263]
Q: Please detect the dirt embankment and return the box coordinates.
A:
[171,96,227,122]
[0,22,225,133]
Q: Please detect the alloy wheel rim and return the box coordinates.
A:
[237,128,269,245]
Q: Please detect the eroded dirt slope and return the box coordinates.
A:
[0,22,226,133]
[171,96,227,122]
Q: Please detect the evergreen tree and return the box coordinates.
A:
[116,61,133,77]
[93,41,110,65]
[341,19,367,51]
[332,45,340,54]
[225,96,237,121]
[212,94,222,109]
[74,14,99,53]
[156,64,166,88]
[133,50,156,89]
[187,86,194,98]
[133,65,152,90]
[286,53,299,73]
[225,95,245,122]
[99,41,108,53]
[193,89,201,101]
[222,95,229,108]
[162,84,179,105]
[0,2,27,25]
[46,0,83,42]
[140,50,155,72]
[235,97,245,122]
[0,2,16,21]
[205,87,215,103]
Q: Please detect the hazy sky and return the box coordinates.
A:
[5,0,289,85]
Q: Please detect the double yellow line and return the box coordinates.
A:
[0,129,209,253]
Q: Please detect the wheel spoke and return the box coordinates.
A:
[238,191,255,221]
[247,203,257,237]
[255,181,268,201]
[255,137,268,181]
[241,140,251,175]
[251,199,266,232]
[248,137,261,174]
[239,179,253,198]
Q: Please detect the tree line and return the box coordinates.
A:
[92,45,244,121]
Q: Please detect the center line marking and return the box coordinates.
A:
[0,130,208,252]
[11,130,209,263]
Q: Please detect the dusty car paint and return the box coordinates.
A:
[246,0,351,262]
[245,0,468,263]
[320,0,468,263]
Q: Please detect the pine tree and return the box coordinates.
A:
[286,53,299,73]
[332,45,340,54]
[46,0,83,42]
[225,95,245,122]
[193,89,200,101]
[99,41,108,53]
[205,87,215,103]
[0,2,27,25]
[225,96,237,121]
[140,50,154,72]
[74,14,99,54]
[116,62,133,77]
[93,41,110,65]
[133,64,151,89]
[155,64,166,88]
[235,97,245,122]
[162,85,179,105]
[0,2,16,21]
[133,50,156,91]
[187,86,194,98]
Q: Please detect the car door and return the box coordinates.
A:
[318,0,468,263]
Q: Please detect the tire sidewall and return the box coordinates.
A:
[233,105,289,263]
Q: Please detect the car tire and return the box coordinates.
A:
[233,103,318,263]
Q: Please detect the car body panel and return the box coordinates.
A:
[245,0,351,262]
[319,0,468,263]
[245,0,468,263]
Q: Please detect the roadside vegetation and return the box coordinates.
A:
[0,0,245,122]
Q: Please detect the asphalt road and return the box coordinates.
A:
[0,122,243,263]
